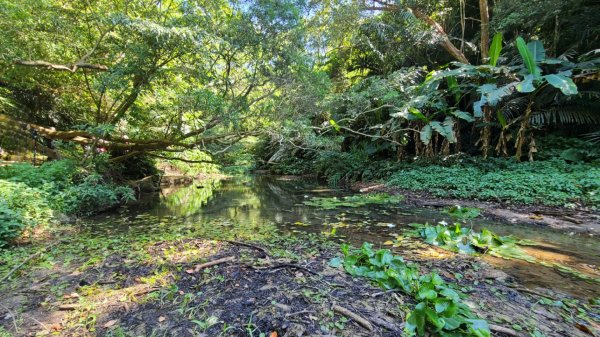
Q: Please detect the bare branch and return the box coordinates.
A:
[15,60,108,72]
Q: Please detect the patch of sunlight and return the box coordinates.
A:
[158,240,224,264]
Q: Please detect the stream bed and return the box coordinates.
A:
[91,175,600,300]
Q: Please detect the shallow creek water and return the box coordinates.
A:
[89,175,600,299]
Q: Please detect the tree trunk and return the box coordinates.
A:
[479,0,490,62]
[410,7,470,64]
[363,1,470,64]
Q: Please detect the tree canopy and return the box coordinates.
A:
[0,0,598,165]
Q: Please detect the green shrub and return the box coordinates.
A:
[0,160,77,190]
[0,180,53,247]
[57,174,135,215]
[0,160,136,245]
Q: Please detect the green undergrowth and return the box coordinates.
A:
[302,193,404,209]
[412,223,600,284]
[0,160,135,246]
[0,215,325,287]
[386,158,600,207]
[330,243,490,337]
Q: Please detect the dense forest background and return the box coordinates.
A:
[1,0,599,243]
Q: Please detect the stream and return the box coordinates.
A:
[89,175,600,300]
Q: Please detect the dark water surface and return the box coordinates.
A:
[90,175,600,299]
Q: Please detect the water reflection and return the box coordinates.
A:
[93,175,599,299]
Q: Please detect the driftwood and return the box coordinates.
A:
[332,304,374,332]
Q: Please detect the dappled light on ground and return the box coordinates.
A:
[1,176,599,336]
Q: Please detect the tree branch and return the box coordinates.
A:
[14,60,108,72]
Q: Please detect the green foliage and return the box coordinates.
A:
[444,206,481,219]
[0,180,53,247]
[488,33,503,67]
[303,193,404,209]
[58,174,135,215]
[0,160,77,190]
[0,160,135,245]
[415,223,533,260]
[516,37,539,77]
[387,158,600,206]
[413,222,600,283]
[334,243,490,337]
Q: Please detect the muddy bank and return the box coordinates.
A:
[352,182,600,236]
[1,235,597,337]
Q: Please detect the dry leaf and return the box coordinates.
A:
[103,320,118,328]
[158,316,167,322]
[269,332,277,337]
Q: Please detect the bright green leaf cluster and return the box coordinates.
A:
[334,243,491,337]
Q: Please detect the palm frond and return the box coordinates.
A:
[531,106,600,126]
[583,130,600,143]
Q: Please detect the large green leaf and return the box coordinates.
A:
[409,107,429,122]
[451,110,475,122]
[527,40,546,63]
[543,74,578,95]
[516,74,536,93]
[516,37,539,76]
[488,33,502,67]
[329,119,340,132]
[430,120,455,143]
[496,110,507,128]
[420,124,432,144]
[446,76,460,103]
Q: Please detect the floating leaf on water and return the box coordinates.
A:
[444,205,481,219]
[303,193,404,209]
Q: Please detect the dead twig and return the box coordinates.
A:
[0,240,66,283]
[264,263,319,276]
[332,304,374,332]
[0,303,18,333]
[370,315,404,332]
[285,309,315,318]
[223,240,270,256]
[507,285,556,300]
[371,289,402,297]
[490,324,528,337]
[186,256,235,273]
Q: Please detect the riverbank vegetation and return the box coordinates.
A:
[1,0,599,336]
[1,0,599,209]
